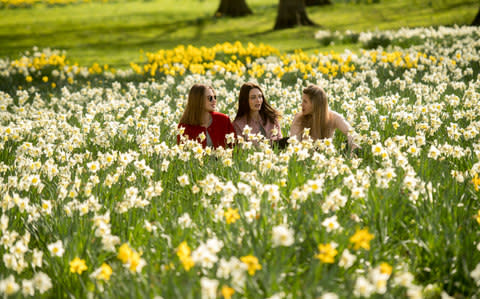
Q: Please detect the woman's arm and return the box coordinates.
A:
[332,111,359,150]
[271,121,283,141]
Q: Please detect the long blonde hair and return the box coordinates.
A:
[179,84,214,126]
[300,85,331,140]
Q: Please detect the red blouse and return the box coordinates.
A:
[177,112,236,148]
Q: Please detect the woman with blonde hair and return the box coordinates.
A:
[233,82,282,143]
[290,84,359,150]
[177,84,235,148]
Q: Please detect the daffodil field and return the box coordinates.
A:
[1,25,480,298]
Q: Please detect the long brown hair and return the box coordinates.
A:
[234,82,280,125]
[301,85,331,140]
[179,84,214,126]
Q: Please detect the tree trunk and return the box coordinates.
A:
[305,0,331,6]
[215,0,252,18]
[472,6,480,25]
[274,0,316,30]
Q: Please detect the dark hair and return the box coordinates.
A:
[234,82,280,125]
[179,84,214,126]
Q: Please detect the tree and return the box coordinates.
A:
[215,0,252,18]
[305,0,331,6]
[274,0,316,30]
[473,6,480,25]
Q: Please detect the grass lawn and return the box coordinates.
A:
[0,0,478,68]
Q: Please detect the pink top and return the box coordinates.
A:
[290,110,357,148]
[233,115,282,142]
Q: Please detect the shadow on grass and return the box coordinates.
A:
[0,28,260,65]
[247,28,275,37]
[0,14,219,42]
[433,1,478,12]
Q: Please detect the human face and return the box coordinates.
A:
[301,93,313,115]
[248,88,263,113]
[204,88,217,112]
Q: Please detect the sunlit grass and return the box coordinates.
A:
[0,0,477,67]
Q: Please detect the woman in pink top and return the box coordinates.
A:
[233,82,282,143]
[290,84,360,151]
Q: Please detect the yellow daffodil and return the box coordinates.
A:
[117,243,132,263]
[315,243,338,263]
[224,208,240,224]
[69,257,88,274]
[91,263,113,281]
[221,285,235,299]
[379,262,393,275]
[241,255,262,275]
[472,174,480,191]
[177,241,194,271]
[349,228,375,250]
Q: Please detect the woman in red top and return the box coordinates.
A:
[177,84,235,148]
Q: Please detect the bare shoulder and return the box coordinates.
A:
[292,112,303,122]
[329,110,344,119]
[329,110,346,123]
